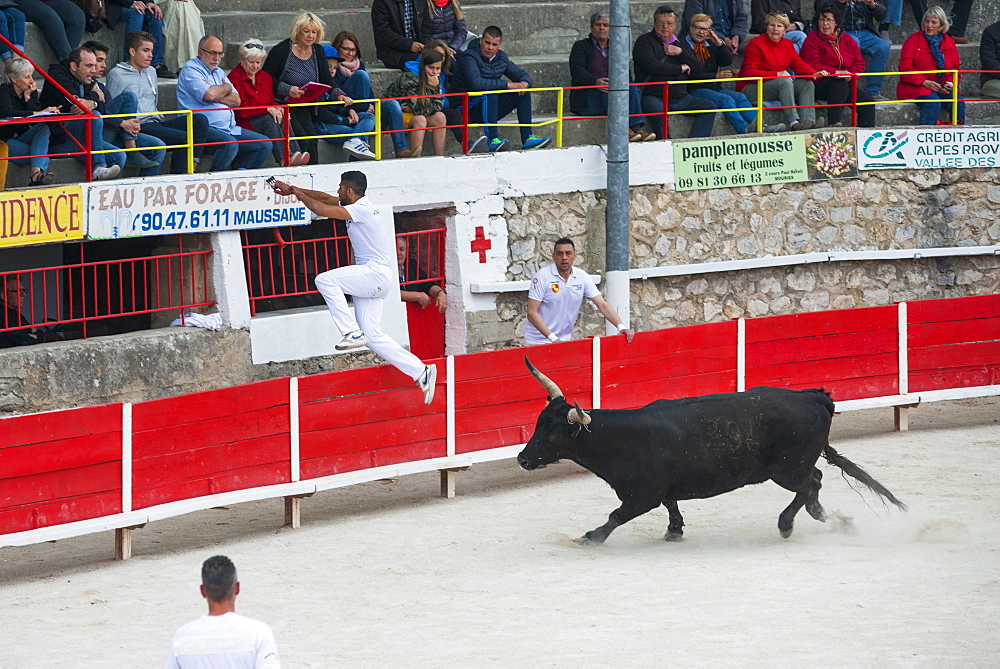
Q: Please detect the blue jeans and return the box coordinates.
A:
[641,93,717,138]
[578,87,648,129]
[118,7,164,67]
[689,88,757,133]
[141,113,210,173]
[0,7,25,60]
[104,91,167,176]
[15,0,84,62]
[471,90,535,144]
[204,125,271,171]
[885,0,903,25]
[7,123,50,170]
[55,116,126,173]
[846,31,890,95]
[315,112,376,144]
[335,69,407,151]
[784,31,806,51]
[916,93,966,125]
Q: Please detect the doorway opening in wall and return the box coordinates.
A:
[395,209,448,360]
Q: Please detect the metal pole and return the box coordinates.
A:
[605,0,631,334]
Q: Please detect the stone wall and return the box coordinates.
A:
[471,167,1000,351]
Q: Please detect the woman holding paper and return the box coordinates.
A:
[262,11,350,164]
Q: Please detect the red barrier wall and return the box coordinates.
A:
[0,404,123,533]
[909,294,1000,392]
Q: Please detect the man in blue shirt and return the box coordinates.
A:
[176,35,270,171]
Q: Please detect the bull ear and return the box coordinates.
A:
[568,401,591,426]
[525,355,564,399]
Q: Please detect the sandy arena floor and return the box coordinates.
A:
[1,397,998,666]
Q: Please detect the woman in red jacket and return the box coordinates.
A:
[896,6,965,125]
[800,3,875,127]
[738,12,829,131]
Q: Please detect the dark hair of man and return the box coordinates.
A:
[654,5,677,18]
[813,2,843,27]
[554,237,575,249]
[82,40,110,55]
[201,555,237,602]
[482,25,503,40]
[126,30,156,53]
[341,170,367,196]
[68,45,96,66]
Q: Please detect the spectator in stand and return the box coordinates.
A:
[682,0,749,53]
[82,39,164,174]
[569,11,654,142]
[331,30,410,158]
[39,46,124,180]
[0,58,58,186]
[451,26,552,152]
[372,0,432,70]
[979,20,1000,99]
[262,11,348,166]
[738,13,828,131]
[315,46,377,160]
[164,556,280,668]
[177,35,271,171]
[386,47,450,157]
[1,276,43,348]
[897,6,965,125]
[633,5,718,139]
[158,0,205,72]
[107,30,210,174]
[425,0,472,56]
[103,0,174,79]
[801,4,876,127]
[13,0,83,63]
[397,237,447,312]
[905,0,971,44]
[834,0,890,100]
[0,1,25,65]
[228,39,309,166]
[398,40,467,153]
[686,13,758,134]
[750,0,808,50]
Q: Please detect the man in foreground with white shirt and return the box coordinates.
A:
[164,555,280,668]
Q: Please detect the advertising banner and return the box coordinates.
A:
[86,171,315,239]
[857,128,1000,170]
[0,185,84,248]
[673,131,858,191]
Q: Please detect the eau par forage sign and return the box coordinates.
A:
[85,172,315,239]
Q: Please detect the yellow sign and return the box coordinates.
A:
[0,185,85,247]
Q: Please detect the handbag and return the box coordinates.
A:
[70,0,107,34]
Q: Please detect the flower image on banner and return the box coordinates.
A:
[805,131,859,180]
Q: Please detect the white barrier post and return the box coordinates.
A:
[737,318,746,392]
[440,356,460,498]
[895,302,910,431]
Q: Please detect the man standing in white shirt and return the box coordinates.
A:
[524,238,635,345]
[164,555,280,668]
[272,171,438,405]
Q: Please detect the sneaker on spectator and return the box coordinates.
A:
[813,117,826,130]
[154,64,177,79]
[763,122,787,133]
[791,118,814,131]
[871,94,890,102]
[289,151,310,166]
[93,164,120,180]
[342,137,376,160]
[416,363,437,405]
[335,329,368,351]
[467,135,488,153]
[396,146,423,158]
[952,36,968,44]
[125,152,159,169]
[521,135,550,150]
[628,129,642,142]
[488,138,510,152]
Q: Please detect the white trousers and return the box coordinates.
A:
[315,263,426,381]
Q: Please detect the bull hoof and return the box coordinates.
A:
[780,527,793,539]
[664,532,684,542]
[807,504,826,522]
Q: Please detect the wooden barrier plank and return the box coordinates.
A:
[602,349,736,384]
[0,492,122,534]
[745,329,897,366]
[747,306,896,342]
[0,461,121,509]
[909,318,1000,348]
[132,378,289,431]
[132,434,291,484]
[602,322,736,360]
[910,368,1000,391]
[300,414,446,459]
[454,369,592,409]
[300,386,440,432]
[132,405,290,459]
[298,363,427,404]
[456,339,592,382]
[908,294,1000,323]
[133,463,291,509]
[602,371,739,409]
[0,403,122,449]
[747,351,898,386]
[454,400,547,435]
[457,425,532,454]
[909,341,1000,371]
[2,432,122,479]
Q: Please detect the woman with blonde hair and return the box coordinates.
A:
[263,11,352,164]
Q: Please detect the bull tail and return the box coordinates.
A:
[823,445,908,511]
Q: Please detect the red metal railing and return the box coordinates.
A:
[0,239,213,341]
[241,226,445,316]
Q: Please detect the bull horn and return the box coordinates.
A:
[568,401,591,426]
[524,356,563,398]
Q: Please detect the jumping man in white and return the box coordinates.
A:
[272,171,437,404]
[525,237,636,345]
[164,555,280,668]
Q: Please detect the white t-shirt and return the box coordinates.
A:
[343,195,393,268]
[524,263,600,345]
[164,612,280,669]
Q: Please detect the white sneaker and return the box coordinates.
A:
[417,364,437,405]
[335,329,368,351]
[93,164,121,180]
[342,138,376,160]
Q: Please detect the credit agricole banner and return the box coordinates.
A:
[857,127,1000,170]
[673,130,858,191]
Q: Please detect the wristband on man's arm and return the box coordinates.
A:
[547,333,559,342]
[617,323,628,332]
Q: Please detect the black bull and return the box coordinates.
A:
[517,358,906,544]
